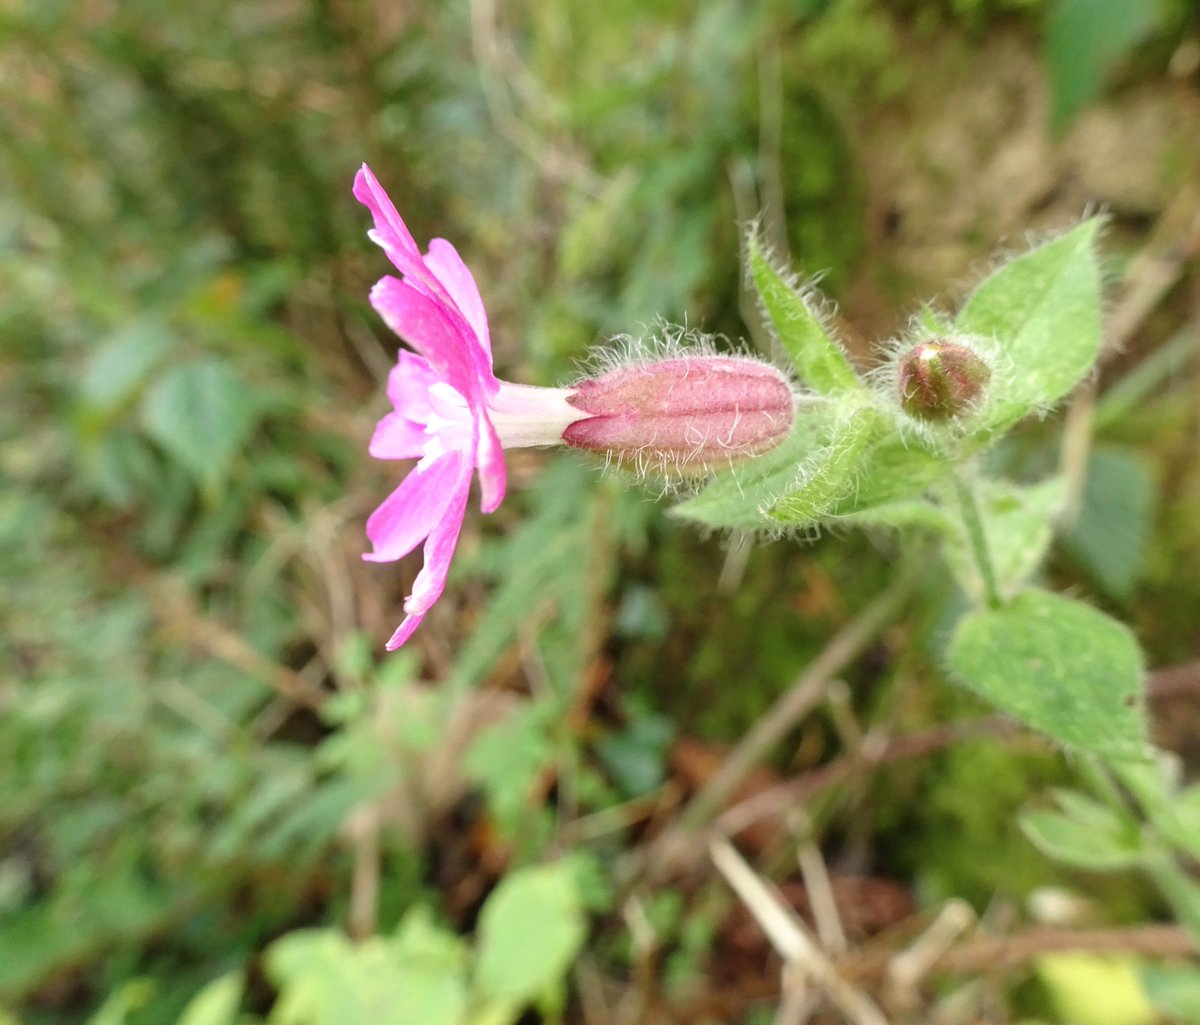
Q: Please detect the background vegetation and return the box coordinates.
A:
[2,0,1199,1022]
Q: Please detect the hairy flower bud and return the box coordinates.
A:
[897,339,990,422]
[563,356,794,474]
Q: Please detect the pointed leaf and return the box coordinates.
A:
[1046,0,1159,131]
[828,438,951,515]
[768,408,881,524]
[957,219,1103,432]
[671,406,839,530]
[747,233,860,394]
[947,588,1147,759]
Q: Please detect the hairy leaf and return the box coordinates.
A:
[957,220,1103,432]
[747,232,860,394]
[948,588,1147,758]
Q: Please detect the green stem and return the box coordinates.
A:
[954,474,1002,609]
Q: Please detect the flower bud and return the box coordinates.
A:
[897,339,990,422]
[563,356,794,474]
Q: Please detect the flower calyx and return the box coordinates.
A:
[564,355,795,476]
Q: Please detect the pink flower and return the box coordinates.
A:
[356,164,795,651]
[355,165,580,649]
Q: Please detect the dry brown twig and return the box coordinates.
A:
[711,837,890,1025]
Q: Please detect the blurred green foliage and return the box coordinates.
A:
[2,0,1198,1023]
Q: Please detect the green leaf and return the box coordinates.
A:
[1045,0,1161,131]
[1156,785,1200,857]
[176,972,243,1025]
[671,406,839,530]
[1019,790,1143,871]
[1065,446,1155,600]
[140,358,261,490]
[1037,953,1156,1025]
[78,319,173,413]
[769,408,882,524]
[1102,754,1200,865]
[947,588,1147,759]
[267,921,468,1025]
[956,220,1103,432]
[827,438,951,516]
[462,699,554,839]
[473,862,587,1008]
[746,232,860,394]
[1139,963,1200,1024]
[85,980,157,1025]
[1148,859,1200,945]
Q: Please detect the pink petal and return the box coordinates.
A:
[475,413,507,513]
[386,350,439,412]
[403,471,471,617]
[425,238,492,359]
[369,412,427,460]
[370,351,439,458]
[384,611,426,651]
[370,277,482,397]
[384,467,472,651]
[363,450,470,564]
[353,165,446,303]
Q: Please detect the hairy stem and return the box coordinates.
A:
[954,474,1002,609]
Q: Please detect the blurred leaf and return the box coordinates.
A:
[1045,0,1161,131]
[746,232,860,394]
[176,972,243,1025]
[473,862,587,1009]
[267,921,468,1025]
[78,318,173,415]
[1138,963,1200,1023]
[947,588,1147,759]
[140,357,261,490]
[462,699,554,839]
[1036,953,1155,1025]
[597,713,675,797]
[1155,785,1200,857]
[85,980,157,1025]
[956,220,1103,433]
[1065,446,1155,600]
[1146,859,1200,945]
[1019,790,1143,870]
